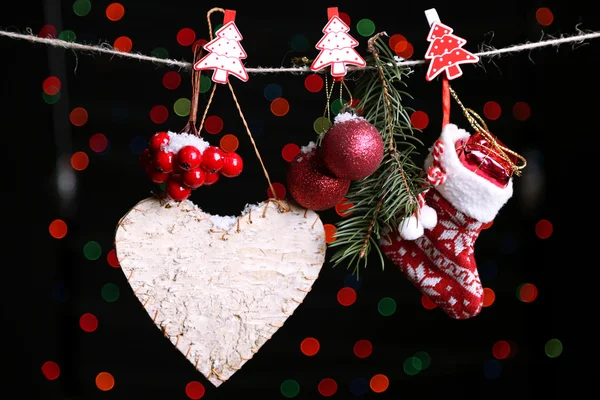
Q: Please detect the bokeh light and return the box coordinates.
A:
[271,98,290,116]
[220,134,239,152]
[107,249,120,268]
[339,12,351,26]
[89,133,108,153]
[95,372,115,391]
[70,107,88,126]
[204,115,223,134]
[483,288,496,307]
[106,3,125,22]
[290,34,309,52]
[84,241,102,260]
[39,24,57,38]
[353,339,373,358]
[43,91,61,104]
[151,47,169,61]
[337,287,356,306]
[492,340,511,359]
[545,339,563,358]
[479,260,498,281]
[43,76,61,95]
[185,381,205,399]
[58,30,76,42]
[421,295,437,310]
[335,198,353,217]
[350,378,368,396]
[80,313,98,332]
[71,151,89,171]
[264,83,283,101]
[174,98,191,117]
[313,117,331,134]
[42,361,60,380]
[518,283,539,303]
[356,19,375,37]
[513,102,531,121]
[300,337,320,356]
[267,182,286,199]
[49,219,68,239]
[53,283,69,303]
[483,359,501,379]
[536,7,554,26]
[414,351,431,369]
[483,101,502,120]
[177,28,196,47]
[199,75,212,93]
[324,224,337,244]
[330,98,347,115]
[410,110,429,130]
[101,283,120,302]
[150,105,169,124]
[535,219,553,239]
[396,42,414,59]
[389,33,407,53]
[318,378,338,397]
[377,297,396,316]
[404,356,422,375]
[163,71,182,90]
[281,143,300,162]
[369,374,389,393]
[344,273,361,290]
[73,0,91,17]
[482,220,494,229]
[114,36,132,53]
[304,74,324,93]
[130,136,147,154]
[280,379,300,398]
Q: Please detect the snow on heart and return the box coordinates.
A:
[114,197,326,387]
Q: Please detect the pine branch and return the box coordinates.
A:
[329,33,428,275]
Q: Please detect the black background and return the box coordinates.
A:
[1,0,590,399]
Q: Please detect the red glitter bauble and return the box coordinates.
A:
[287,147,350,211]
[321,114,384,180]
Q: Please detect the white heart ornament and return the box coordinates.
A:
[115,197,326,387]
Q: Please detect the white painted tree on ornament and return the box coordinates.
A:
[311,8,366,78]
[194,20,249,84]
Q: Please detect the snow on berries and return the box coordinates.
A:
[142,131,244,201]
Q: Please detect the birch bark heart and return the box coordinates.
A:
[115,197,326,387]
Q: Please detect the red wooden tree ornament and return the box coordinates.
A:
[424,20,479,81]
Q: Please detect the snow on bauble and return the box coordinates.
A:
[321,112,384,180]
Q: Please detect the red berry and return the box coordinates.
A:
[154,150,174,173]
[146,164,170,183]
[139,148,152,169]
[149,132,170,153]
[221,152,243,178]
[165,176,192,201]
[177,145,202,171]
[201,146,225,172]
[182,168,206,189]
[204,170,220,186]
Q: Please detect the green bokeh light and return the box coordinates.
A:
[414,351,431,369]
[213,24,223,36]
[330,98,347,115]
[199,75,212,93]
[43,91,61,104]
[356,19,376,37]
[377,297,396,316]
[83,241,102,260]
[313,117,331,134]
[545,339,563,358]
[174,98,191,117]
[101,283,120,302]
[151,47,169,65]
[403,356,422,375]
[73,0,92,17]
[58,30,77,42]
[158,182,166,192]
[290,34,309,52]
[280,379,300,398]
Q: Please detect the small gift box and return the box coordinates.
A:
[455,132,520,188]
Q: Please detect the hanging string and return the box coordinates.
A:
[448,86,527,176]
[200,7,279,201]
[317,75,334,145]
[441,76,451,128]
[179,45,203,136]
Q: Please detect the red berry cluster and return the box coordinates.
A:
[139,131,244,201]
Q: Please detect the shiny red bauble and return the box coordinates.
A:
[321,114,384,180]
[287,148,351,211]
[220,152,243,178]
[182,168,206,189]
[203,170,220,186]
[201,146,225,172]
[165,176,192,201]
[154,150,174,173]
[146,165,170,184]
[139,148,152,169]
[149,131,170,153]
[177,145,202,171]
